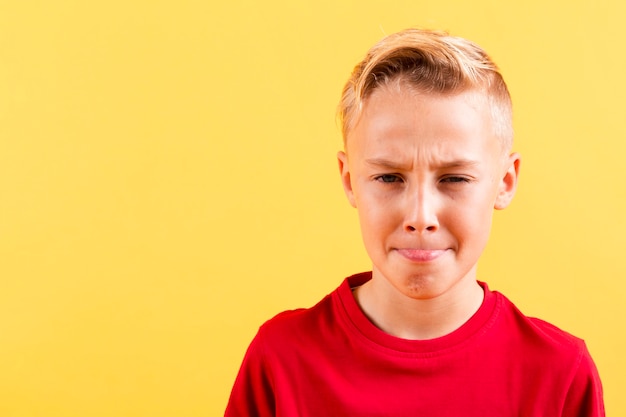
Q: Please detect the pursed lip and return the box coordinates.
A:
[395,248,446,262]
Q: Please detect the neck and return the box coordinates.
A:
[353,271,484,340]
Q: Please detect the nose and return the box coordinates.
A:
[403,186,439,233]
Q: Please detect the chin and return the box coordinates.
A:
[403,281,448,300]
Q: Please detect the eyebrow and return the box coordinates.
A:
[364,157,480,170]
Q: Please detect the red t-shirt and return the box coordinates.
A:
[225,272,604,416]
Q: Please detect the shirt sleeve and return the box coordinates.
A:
[224,329,275,417]
[562,342,605,417]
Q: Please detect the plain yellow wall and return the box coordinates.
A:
[0,1,624,416]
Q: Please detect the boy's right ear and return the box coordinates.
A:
[337,151,357,208]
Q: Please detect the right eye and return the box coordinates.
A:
[375,174,402,183]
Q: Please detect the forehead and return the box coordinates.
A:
[346,86,500,163]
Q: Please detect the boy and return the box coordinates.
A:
[225,28,604,416]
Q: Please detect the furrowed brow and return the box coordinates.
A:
[364,158,407,169]
[365,158,480,170]
[437,159,480,169]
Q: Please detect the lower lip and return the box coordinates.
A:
[396,249,446,262]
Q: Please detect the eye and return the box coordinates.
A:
[375,174,403,183]
[441,176,470,184]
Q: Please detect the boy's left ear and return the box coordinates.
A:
[494,153,521,210]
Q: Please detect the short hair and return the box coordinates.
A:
[338,28,513,151]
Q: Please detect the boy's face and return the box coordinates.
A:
[338,85,520,301]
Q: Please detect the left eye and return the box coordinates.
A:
[441,176,469,183]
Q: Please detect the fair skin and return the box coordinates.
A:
[338,83,520,340]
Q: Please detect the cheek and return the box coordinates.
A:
[454,203,495,247]
[445,192,495,231]
[355,193,398,238]
[358,203,391,233]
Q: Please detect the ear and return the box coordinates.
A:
[337,151,357,208]
[494,152,521,210]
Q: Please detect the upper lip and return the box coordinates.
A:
[396,248,445,253]
[394,246,446,251]
[395,248,446,261]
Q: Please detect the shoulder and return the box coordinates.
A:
[494,290,585,352]
[257,273,368,342]
[492,289,596,375]
[526,315,585,349]
[490,290,604,414]
[230,289,339,381]
[519,313,604,415]
[255,284,341,346]
[226,290,343,417]
[258,300,329,341]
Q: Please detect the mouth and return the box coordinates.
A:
[395,248,446,262]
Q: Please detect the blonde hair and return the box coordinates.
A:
[338,29,513,150]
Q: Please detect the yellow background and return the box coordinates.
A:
[0,1,624,415]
